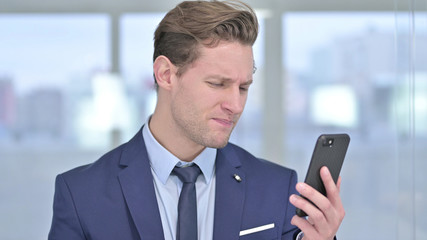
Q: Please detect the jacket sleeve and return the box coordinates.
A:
[48,174,86,240]
[281,169,300,240]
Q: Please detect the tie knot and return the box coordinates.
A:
[173,164,201,183]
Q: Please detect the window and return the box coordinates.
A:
[0,14,110,239]
[283,12,427,239]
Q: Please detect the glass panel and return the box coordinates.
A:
[283,13,401,240]
[284,11,427,239]
[394,4,427,239]
[121,13,165,121]
[0,14,110,239]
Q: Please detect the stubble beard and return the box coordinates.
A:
[171,105,235,149]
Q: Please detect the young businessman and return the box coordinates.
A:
[48,1,345,239]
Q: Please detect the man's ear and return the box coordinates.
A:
[153,55,177,91]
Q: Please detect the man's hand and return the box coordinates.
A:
[289,166,345,240]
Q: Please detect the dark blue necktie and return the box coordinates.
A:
[173,164,201,240]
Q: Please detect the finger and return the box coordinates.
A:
[290,193,323,219]
[291,185,339,238]
[295,168,339,227]
[320,167,340,203]
[294,182,329,216]
[291,186,331,231]
[307,216,315,226]
[291,215,319,239]
[319,167,345,223]
[337,176,342,192]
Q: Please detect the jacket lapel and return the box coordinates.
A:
[117,128,165,240]
[213,145,246,240]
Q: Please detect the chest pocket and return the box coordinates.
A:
[239,225,277,240]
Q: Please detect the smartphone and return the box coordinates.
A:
[295,133,350,217]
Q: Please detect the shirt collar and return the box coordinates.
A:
[142,118,216,185]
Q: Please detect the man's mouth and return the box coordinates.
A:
[212,118,234,128]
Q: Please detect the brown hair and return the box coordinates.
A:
[153,0,259,84]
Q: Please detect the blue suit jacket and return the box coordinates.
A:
[48,128,300,240]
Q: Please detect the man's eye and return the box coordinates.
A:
[240,85,250,92]
[208,82,223,87]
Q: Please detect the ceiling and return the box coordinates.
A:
[0,0,414,13]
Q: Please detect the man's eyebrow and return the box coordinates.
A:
[205,75,253,85]
[205,75,231,81]
[240,79,254,87]
[241,79,253,86]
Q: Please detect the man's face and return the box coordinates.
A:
[169,41,254,149]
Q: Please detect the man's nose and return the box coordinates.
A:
[222,87,246,114]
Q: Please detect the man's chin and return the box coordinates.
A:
[211,141,229,149]
[204,136,230,149]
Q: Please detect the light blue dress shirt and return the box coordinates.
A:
[142,123,217,240]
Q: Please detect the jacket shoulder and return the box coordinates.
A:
[60,143,126,181]
[60,128,145,182]
[225,143,296,173]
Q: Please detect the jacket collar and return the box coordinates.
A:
[118,126,246,240]
[213,145,246,240]
[118,126,165,240]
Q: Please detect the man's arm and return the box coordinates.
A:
[48,174,86,240]
[289,166,345,240]
[280,169,303,240]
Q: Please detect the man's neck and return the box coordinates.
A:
[148,114,206,162]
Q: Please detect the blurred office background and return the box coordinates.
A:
[0,0,426,239]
